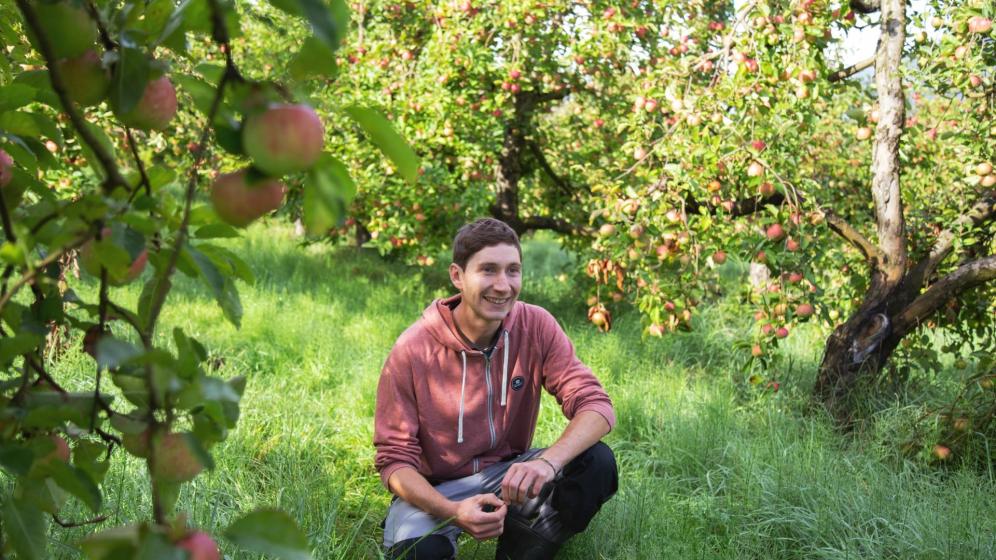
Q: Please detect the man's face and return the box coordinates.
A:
[450,243,522,324]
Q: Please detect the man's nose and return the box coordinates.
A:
[493,273,510,292]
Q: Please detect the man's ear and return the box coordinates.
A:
[449,263,463,291]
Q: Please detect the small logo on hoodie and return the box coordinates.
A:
[511,376,525,391]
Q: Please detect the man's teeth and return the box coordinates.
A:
[484,296,508,304]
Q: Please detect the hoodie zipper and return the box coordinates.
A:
[483,354,497,449]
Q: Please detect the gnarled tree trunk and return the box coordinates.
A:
[814,0,996,422]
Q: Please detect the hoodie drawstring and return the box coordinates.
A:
[500,330,509,407]
[458,350,467,444]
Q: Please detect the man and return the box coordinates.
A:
[374,218,618,560]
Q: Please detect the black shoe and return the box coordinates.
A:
[387,534,455,560]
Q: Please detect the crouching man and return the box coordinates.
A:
[374,218,618,560]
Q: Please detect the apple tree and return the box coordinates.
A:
[0,0,415,556]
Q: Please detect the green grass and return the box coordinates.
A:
[47,225,996,559]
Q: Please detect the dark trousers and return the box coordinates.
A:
[387,442,617,560]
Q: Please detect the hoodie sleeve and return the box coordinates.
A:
[538,310,616,431]
[373,343,422,489]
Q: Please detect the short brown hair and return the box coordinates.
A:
[452,218,521,269]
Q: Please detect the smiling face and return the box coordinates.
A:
[449,243,522,344]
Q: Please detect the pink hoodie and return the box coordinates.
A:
[374,294,616,489]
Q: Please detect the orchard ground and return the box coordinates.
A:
[49,225,995,559]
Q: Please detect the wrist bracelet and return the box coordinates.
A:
[535,456,560,477]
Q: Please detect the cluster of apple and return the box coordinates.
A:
[210,103,325,228]
[29,2,177,129]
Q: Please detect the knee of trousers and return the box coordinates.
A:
[386,534,456,560]
[567,441,618,485]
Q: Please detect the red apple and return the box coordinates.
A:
[712,250,727,265]
[795,303,814,317]
[115,76,177,131]
[765,223,785,241]
[598,223,616,236]
[967,16,992,34]
[243,104,324,176]
[976,162,993,176]
[177,531,220,560]
[775,326,789,338]
[0,149,13,187]
[751,139,767,151]
[758,181,776,197]
[211,170,286,228]
[932,444,951,460]
[648,324,665,337]
[751,344,763,357]
[152,433,204,483]
[785,237,800,251]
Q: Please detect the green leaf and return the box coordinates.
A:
[187,246,243,328]
[110,46,151,115]
[2,495,47,560]
[45,460,103,513]
[269,0,349,52]
[0,84,36,112]
[173,74,217,116]
[303,154,355,235]
[224,508,313,560]
[194,223,241,239]
[95,337,142,369]
[0,443,34,476]
[289,36,338,81]
[345,106,420,183]
[79,123,118,179]
[80,524,140,559]
[0,333,43,365]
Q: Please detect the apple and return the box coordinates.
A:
[967,16,992,34]
[243,104,324,176]
[757,181,776,197]
[58,50,109,107]
[785,237,800,251]
[761,323,774,335]
[795,84,809,99]
[775,326,789,338]
[976,162,993,176]
[28,2,98,59]
[0,149,13,187]
[80,227,148,286]
[712,250,727,264]
[634,146,648,160]
[590,311,607,327]
[152,433,204,483]
[751,139,767,151]
[799,69,817,82]
[177,531,221,560]
[114,76,177,131]
[968,75,983,88]
[765,223,785,241]
[598,223,616,236]
[122,430,151,458]
[855,127,872,140]
[648,324,665,337]
[628,224,644,239]
[932,444,951,460]
[751,344,763,357]
[747,161,764,177]
[211,170,286,228]
[795,303,814,317]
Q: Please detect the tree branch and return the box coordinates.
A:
[0,234,91,317]
[15,0,130,193]
[906,191,996,292]
[828,57,875,82]
[823,209,882,262]
[850,0,881,14]
[526,140,578,199]
[892,255,996,338]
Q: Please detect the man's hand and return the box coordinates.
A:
[452,494,507,540]
[500,458,557,506]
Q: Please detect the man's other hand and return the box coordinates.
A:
[500,459,556,506]
[452,494,507,540]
